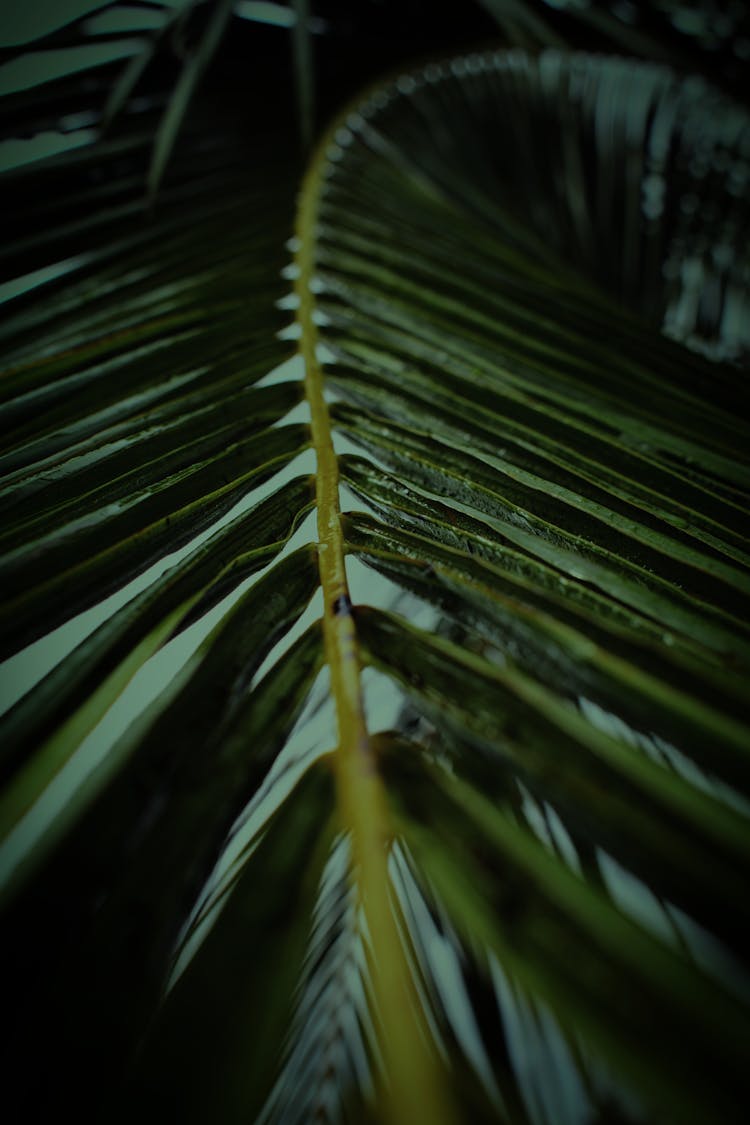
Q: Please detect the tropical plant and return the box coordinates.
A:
[1,3,749,1124]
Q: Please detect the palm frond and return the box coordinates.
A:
[1,31,749,1125]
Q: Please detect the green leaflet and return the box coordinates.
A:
[0,542,320,901]
[386,747,750,1125]
[335,403,749,648]
[343,509,750,785]
[0,476,317,827]
[312,47,750,1123]
[1,29,749,1125]
[121,764,337,1125]
[357,605,750,952]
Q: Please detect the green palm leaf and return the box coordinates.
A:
[1,29,749,1125]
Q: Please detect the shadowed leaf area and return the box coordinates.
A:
[0,4,749,1124]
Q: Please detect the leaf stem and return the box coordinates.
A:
[294,128,456,1125]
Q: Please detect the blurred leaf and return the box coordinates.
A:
[0,40,142,96]
[83,6,172,35]
[0,1,113,46]
[147,0,235,200]
[292,0,314,148]
[101,28,168,131]
[235,1,297,28]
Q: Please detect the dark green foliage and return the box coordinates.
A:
[1,4,749,1124]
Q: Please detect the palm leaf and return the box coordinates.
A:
[1,28,749,1125]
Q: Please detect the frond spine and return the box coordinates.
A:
[294,119,455,1125]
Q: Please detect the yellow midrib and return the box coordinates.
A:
[294,128,457,1125]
